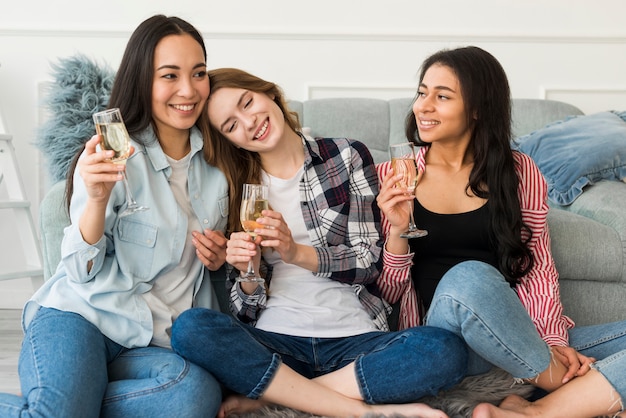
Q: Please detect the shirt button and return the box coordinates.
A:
[194,194,199,199]
[203,219,209,224]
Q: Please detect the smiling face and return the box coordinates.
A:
[412,64,472,145]
[151,33,209,140]
[207,87,286,152]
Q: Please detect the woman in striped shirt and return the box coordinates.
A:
[377,46,626,417]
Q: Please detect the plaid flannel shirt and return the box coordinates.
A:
[227,135,391,330]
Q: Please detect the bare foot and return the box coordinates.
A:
[472,395,535,418]
[218,394,268,418]
[369,402,449,418]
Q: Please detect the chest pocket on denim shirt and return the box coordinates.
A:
[116,218,158,280]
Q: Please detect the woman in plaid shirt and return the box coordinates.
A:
[377,46,626,417]
[171,68,468,418]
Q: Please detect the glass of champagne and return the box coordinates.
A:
[389,142,428,239]
[239,183,269,283]
[93,108,149,217]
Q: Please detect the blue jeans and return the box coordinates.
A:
[0,307,221,418]
[171,307,468,404]
[426,260,626,399]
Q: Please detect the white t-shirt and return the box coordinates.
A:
[142,152,203,348]
[255,168,376,338]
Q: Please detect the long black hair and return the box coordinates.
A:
[65,15,206,209]
[406,46,533,285]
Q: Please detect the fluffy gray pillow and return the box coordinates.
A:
[35,54,115,183]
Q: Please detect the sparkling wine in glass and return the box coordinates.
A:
[389,142,428,238]
[239,183,269,283]
[93,108,149,217]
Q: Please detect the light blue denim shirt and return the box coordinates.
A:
[23,126,229,348]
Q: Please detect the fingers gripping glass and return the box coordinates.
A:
[239,183,269,283]
[389,142,428,239]
[93,108,149,217]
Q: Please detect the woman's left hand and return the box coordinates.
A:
[551,345,596,383]
[192,229,228,271]
[255,210,318,272]
[255,210,299,263]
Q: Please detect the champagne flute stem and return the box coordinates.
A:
[241,244,256,279]
[120,170,139,207]
[407,199,418,232]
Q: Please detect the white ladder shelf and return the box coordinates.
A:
[0,134,44,288]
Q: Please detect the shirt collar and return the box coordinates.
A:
[137,125,203,172]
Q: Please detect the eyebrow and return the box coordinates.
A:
[419,82,457,93]
[156,62,206,71]
[219,91,248,132]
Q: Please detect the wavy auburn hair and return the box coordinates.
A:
[201,68,301,233]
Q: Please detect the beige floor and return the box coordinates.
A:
[0,309,22,395]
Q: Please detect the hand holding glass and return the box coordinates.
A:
[239,183,269,283]
[93,108,149,217]
[389,142,428,238]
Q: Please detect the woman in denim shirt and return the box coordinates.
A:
[0,15,228,418]
[171,68,468,418]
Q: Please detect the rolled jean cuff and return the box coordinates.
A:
[248,352,283,399]
[354,354,375,404]
[592,350,626,402]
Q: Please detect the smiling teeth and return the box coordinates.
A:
[421,120,440,125]
[255,120,268,139]
[173,104,194,111]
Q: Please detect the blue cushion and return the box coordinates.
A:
[515,111,626,205]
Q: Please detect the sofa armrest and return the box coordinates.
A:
[39,180,70,280]
[550,180,626,282]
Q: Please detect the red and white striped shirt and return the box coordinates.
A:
[376,148,575,347]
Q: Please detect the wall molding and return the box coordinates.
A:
[541,86,626,98]
[541,86,626,114]
[306,84,416,100]
[2,28,626,44]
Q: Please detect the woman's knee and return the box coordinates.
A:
[439,260,503,291]
[172,308,225,343]
[398,327,468,376]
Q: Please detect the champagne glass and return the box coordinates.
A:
[389,142,428,239]
[239,183,269,283]
[93,108,149,217]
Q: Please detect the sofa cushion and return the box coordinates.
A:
[548,207,623,283]
[515,111,626,206]
[293,98,393,164]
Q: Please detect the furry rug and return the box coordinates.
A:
[35,54,115,182]
[230,368,534,418]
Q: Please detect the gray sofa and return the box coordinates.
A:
[39,98,626,327]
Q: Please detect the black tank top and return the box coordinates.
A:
[408,199,498,312]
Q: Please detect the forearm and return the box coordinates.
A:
[78,198,107,245]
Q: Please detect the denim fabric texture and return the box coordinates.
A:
[515,110,626,205]
[23,125,229,348]
[0,307,222,418]
[425,261,552,379]
[425,261,626,399]
[171,308,468,404]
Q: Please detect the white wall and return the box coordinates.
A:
[1,0,625,307]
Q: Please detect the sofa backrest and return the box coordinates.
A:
[40,97,585,280]
[288,98,584,164]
